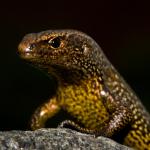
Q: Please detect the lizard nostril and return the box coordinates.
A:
[29,43,35,50]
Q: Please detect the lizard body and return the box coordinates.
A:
[18,30,150,150]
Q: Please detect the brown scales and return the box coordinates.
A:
[18,30,150,150]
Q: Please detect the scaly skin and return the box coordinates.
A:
[18,30,150,150]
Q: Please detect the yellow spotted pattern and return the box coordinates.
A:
[58,77,109,130]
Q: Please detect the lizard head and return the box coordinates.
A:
[18,30,104,81]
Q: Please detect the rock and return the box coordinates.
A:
[0,128,133,150]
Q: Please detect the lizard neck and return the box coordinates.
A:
[47,63,103,87]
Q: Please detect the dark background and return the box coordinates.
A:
[0,1,150,130]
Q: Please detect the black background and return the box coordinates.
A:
[0,1,150,130]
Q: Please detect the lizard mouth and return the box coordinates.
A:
[18,48,34,60]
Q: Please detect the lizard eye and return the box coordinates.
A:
[48,37,61,48]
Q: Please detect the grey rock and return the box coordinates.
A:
[0,128,133,150]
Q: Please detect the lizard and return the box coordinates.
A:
[18,29,150,150]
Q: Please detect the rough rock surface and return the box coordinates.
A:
[0,128,133,150]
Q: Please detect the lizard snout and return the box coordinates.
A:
[18,33,36,59]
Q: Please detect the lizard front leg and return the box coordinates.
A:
[58,120,97,134]
[58,91,132,138]
[95,106,132,137]
[58,106,132,137]
[30,97,61,130]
